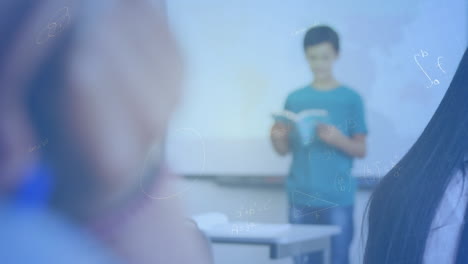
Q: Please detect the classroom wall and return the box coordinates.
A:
[166,0,467,177]
[176,178,372,264]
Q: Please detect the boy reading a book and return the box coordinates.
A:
[270,25,368,264]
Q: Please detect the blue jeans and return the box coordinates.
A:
[288,204,354,264]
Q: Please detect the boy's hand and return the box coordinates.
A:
[271,122,291,139]
[270,122,291,155]
[316,124,345,146]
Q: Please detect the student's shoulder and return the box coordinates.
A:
[286,85,309,100]
[0,204,120,264]
[339,85,364,102]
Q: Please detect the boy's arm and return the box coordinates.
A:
[317,124,367,158]
[270,122,291,156]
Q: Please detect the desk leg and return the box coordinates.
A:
[323,237,331,264]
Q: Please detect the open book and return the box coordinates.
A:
[272,109,329,146]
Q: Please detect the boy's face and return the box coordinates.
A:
[305,42,338,79]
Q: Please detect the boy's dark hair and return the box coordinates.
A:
[303,25,340,53]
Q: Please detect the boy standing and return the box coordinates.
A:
[270,25,368,264]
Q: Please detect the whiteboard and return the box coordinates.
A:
[164,0,468,177]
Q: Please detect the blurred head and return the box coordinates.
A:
[0,0,183,218]
[303,25,340,80]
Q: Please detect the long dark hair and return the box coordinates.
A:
[364,47,468,264]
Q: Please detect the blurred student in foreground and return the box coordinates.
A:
[0,0,212,263]
[365,48,468,264]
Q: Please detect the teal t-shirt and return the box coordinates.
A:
[284,84,368,207]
